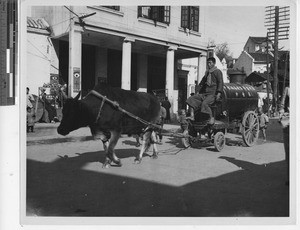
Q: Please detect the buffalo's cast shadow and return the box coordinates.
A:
[58,148,142,165]
[27,149,289,217]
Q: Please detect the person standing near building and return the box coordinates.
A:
[27,87,35,109]
[258,107,269,142]
[39,88,59,123]
[156,103,167,143]
[161,97,171,123]
[186,57,223,124]
[26,87,36,132]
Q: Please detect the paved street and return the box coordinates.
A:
[26,119,289,217]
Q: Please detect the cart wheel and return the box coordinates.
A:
[214,131,225,152]
[241,111,259,147]
[181,130,191,148]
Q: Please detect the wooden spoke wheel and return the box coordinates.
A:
[181,130,191,148]
[241,111,259,147]
[213,131,225,152]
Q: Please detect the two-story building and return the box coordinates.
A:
[233,36,274,77]
[233,36,289,96]
[27,5,210,118]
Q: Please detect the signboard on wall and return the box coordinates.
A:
[50,74,59,84]
[73,67,81,93]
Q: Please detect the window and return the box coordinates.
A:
[101,6,120,11]
[181,6,199,32]
[255,44,260,51]
[138,6,170,24]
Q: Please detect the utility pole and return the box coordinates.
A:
[282,51,289,92]
[266,33,270,117]
[265,6,290,113]
[273,6,279,111]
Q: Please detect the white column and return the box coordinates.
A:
[197,54,207,84]
[121,37,135,90]
[137,53,148,92]
[197,54,202,84]
[166,45,177,116]
[68,21,83,98]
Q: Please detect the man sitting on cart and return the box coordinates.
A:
[186,57,224,124]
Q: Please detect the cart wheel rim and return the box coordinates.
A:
[242,111,259,147]
[214,132,225,151]
[181,130,191,148]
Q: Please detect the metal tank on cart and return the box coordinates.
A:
[181,83,259,152]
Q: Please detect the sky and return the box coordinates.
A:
[204,6,290,58]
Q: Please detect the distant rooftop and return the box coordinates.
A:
[248,52,274,62]
[27,17,50,34]
[248,36,272,44]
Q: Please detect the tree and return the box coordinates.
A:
[215,42,232,62]
[208,40,234,67]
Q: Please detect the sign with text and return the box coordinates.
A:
[73,67,81,93]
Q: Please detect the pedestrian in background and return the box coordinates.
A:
[27,87,36,132]
[258,107,269,142]
[39,88,59,123]
[27,87,35,109]
[27,106,35,132]
[161,97,171,123]
[177,109,189,132]
[156,103,167,143]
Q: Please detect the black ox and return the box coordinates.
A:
[57,84,161,168]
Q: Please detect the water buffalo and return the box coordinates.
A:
[57,84,161,168]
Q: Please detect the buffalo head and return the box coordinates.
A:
[57,92,83,136]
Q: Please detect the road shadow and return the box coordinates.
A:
[122,139,141,147]
[58,148,142,166]
[27,136,95,146]
[26,150,289,217]
[264,119,284,143]
[164,136,186,148]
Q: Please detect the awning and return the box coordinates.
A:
[245,72,273,83]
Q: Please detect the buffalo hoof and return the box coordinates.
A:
[151,154,158,159]
[103,158,111,168]
[134,158,142,164]
[113,159,122,167]
[102,163,110,168]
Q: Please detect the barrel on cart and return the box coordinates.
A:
[180,83,259,151]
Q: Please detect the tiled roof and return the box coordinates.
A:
[227,69,245,75]
[249,36,270,44]
[27,17,50,31]
[248,53,274,62]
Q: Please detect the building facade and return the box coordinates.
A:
[27,17,58,97]
[27,5,209,117]
[233,36,274,77]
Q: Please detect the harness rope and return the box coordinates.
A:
[95,95,106,124]
[83,90,189,139]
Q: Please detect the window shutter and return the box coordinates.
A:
[137,6,142,17]
[181,6,189,28]
[164,6,170,24]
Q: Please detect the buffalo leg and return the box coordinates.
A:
[103,130,122,168]
[90,129,110,163]
[151,131,159,159]
[135,130,158,163]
